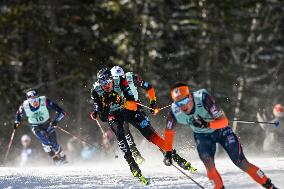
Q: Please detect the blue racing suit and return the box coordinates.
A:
[15,96,65,154]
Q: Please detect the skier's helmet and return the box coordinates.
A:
[170,82,191,102]
[111,66,125,79]
[97,68,113,85]
[21,134,31,147]
[26,89,38,99]
[21,134,31,143]
[273,104,284,118]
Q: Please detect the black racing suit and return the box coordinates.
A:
[122,73,157,149]
[91,77,165,157]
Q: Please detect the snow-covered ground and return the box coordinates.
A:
[0,155,283,189]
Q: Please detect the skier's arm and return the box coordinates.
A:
[164,110,177,152]
[120,76,137,110]
[91,89,102,113]
[203,93,228,129]
[91,89,109,122]
[46,98,66,123]
[133,73,156,103]
[15,105,26,123]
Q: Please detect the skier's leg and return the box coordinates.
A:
[194,132,224,189]
[123,122,145,164]
[108,116,142,176]
[127,109,195,171]
[126,109,165,150]
[31,126,52,154]
[219,127,277,188]
[46,124,67,164]
[46,124,60,153]
[123,122,135,148]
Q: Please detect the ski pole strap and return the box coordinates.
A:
[230,120,280,127]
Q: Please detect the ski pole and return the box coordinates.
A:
[230,120,280,127]
[159,149,205,189]
[159,104,171,111]
[137,103,171,114]
[57,126,97,148]
[3,129,16,166]
[94,119,119,158]
[171,163,205,189]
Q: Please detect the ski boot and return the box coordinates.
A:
[125,153,149,185]
[130,146,145,165]
[125,153,142,177]
[262,178,278,189]
[49,149,68,166]
[172,149,197,173]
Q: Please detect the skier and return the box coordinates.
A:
[257,103,284,154]
[19,134,34,167]
[14,89,67,165]
[163,82,278,189]
[90,68,196,181]
[110,65,159,164]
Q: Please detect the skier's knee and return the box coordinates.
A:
[42,144,52,152]
[200,154,215,169]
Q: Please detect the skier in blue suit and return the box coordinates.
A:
[14,89,67,165]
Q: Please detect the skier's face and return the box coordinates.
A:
[176,95,193,114]
[28,97,40,108]
[101,80,113,92]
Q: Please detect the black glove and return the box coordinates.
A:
[150,100,159,115]
[163,151,173,166]
[51,120,58,128]
[90,111,98,120]
[14,122,20,129]
[192,115,209,128]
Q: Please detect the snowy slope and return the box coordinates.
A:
[0,156,283,189]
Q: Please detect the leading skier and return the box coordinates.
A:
[90,68,196,181]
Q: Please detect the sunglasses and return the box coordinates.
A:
[175,97,191,107]
[99,79,113,86]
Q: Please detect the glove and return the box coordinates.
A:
[163,151,173,166]
[192,115,209,128]
[14,122,20,129]
[89,111,98,120]
[107,114,117,125]
[51,120,58,128]
[123,101,137,111]
[150,100,159,115]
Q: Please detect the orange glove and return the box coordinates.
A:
[123,101,137,111]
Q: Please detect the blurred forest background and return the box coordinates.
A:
[0,0,283,164]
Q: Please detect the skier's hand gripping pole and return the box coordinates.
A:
[3,129,16,166]
[93,118,119,159]
[159,149,204,189]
